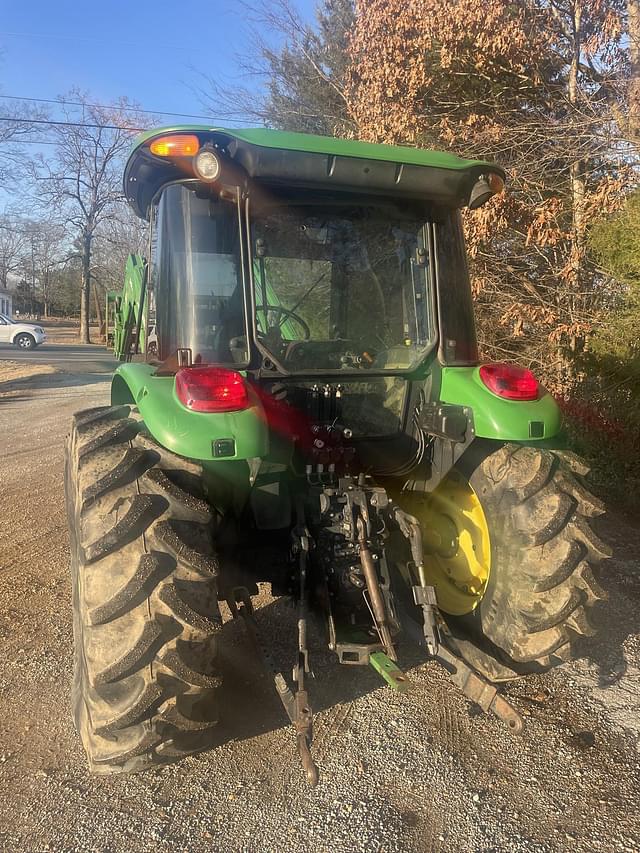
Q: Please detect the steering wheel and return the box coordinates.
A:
[255,305,311,341]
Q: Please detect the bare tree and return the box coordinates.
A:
[31,91,148,342]
[89,209,147,336]
[22,221,68,317]
[195,0,355,135]
[0,99,48,190]
[92,207,147,291]
[0,215,28,289]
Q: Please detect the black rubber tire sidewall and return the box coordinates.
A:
[440,441,605,680]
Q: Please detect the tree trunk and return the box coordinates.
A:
[92,280,104,338]
[629,0,640,141]
[43,267,50,318]
[80,232,92,344]
[570,161,586,274]
[557,0,587,389]
[568,2,586,295]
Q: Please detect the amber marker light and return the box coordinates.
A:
[149,134,200,157]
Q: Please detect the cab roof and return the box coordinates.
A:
[124,125,505,219]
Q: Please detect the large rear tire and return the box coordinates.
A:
[403,443,609,681]
[65,405,222,773]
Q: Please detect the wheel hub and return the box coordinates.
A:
[404,471,491,615]
[423,513,459,559]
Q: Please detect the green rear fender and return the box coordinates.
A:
[437,365,562,442]
[111,363,269,461]
[111,362,562,460]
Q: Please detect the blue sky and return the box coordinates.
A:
[0,0,315,121]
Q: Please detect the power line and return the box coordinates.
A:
[0,93,222,123]
[0,30,201,53]
[7,139,58,146]
[0,116,144,132]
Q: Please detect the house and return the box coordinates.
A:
[0,288,12,317]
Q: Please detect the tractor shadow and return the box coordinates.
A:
[213,594,426,745]
[0,370,111,404]
[571,509,640,687]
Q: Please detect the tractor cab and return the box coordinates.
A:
[151,179,439,374]
[120,127,502,379]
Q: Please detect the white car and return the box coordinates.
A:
[147,323,158,356]
[0,314,47,349]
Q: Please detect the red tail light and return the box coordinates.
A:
[175,367,249,413]
[479,363,539,401]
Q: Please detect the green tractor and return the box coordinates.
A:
[65,127,607,781]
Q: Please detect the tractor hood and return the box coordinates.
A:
[123,126,505,220]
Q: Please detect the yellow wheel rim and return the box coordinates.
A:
[405,470,491,616]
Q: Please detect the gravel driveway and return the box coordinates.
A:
[0,366,639,852]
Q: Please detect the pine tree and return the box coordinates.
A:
[262,0,355,133]
[197,0,355,135]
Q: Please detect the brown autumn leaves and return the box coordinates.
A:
[341,0,631,391]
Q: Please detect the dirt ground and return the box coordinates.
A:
[0,367,639,852]
[0,361,57,394]
[20,319,103,345]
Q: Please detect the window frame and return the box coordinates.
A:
[244,189,439,378]
[149,179,252,369]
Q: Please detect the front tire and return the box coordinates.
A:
[65,405,222,773]
[14,333,35,349]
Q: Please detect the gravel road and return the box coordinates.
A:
[0,342,116,374]
[1,363,639,852]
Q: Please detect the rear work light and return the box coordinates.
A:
[479,363,539,401]
[149,134,200,157]
[175,367,249,413]
[194,148,221,181]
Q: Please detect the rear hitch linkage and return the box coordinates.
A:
[394,506,524,734]
[227,496,321,787]
[230,491,522,788]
